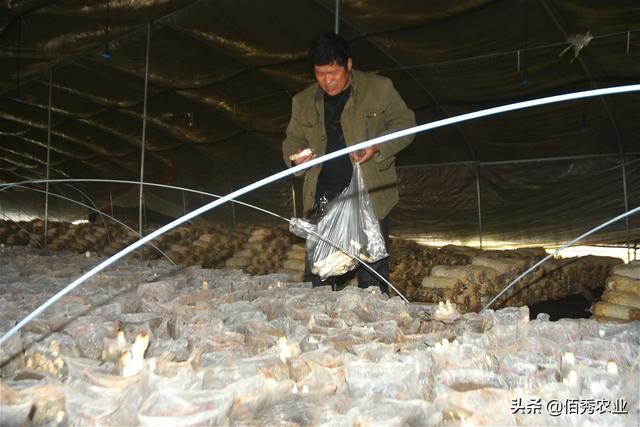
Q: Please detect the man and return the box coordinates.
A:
[282,32,415,294]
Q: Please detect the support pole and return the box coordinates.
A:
[43,70,53,249]
[291,182,297,218]
[334,0,340,34]
[474,163,483,249]
[229,181,236,225]
[620,157,631,260]
[109,190,114,219]
[139,23,151,243]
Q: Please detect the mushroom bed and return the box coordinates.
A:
[0,247,638,426]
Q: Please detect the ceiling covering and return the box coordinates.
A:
[0,0,639,246]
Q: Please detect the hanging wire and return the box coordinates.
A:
[0,212,44,249]
[102,0,111,58]
[10,184,176,265]
[334,0,341,35]
[374,29,640,74]
[64,183,113,245]
[522,0,529,84]
[482,205,640,311]
[15,18,23,99]
[0,177,398,300]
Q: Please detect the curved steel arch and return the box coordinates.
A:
[0,83,638,346]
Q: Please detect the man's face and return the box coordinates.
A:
[314,58,352,96]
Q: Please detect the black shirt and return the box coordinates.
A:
[318,87,353,193]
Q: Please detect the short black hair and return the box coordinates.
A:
[309,33,351,68]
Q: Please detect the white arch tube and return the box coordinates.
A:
[4,178,400,299]
[482,205,640,311]
[9,184,177,265]
[0,83,638,346]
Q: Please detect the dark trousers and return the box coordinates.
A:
[304,216,390,294]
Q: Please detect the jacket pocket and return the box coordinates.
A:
[375,154,395,171]
[301,121,314,134]
[363,110,382,140]
[301,121,317,144]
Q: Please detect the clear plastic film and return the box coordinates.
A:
[292,164,388,281]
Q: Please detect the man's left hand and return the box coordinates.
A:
[351,145,379,164]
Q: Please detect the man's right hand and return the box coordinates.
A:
[289,148,316,165]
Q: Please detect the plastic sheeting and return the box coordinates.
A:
[0,0,639,245]
[395,155,640,246]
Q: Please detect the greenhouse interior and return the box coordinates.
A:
[0,1,639,426]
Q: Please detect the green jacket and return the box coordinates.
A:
[282,70,416,219]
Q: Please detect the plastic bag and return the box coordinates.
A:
[0,320,24,376]
[290,164,387,280]
[66,378,144,426]
[253,396,321,426]
[434,368,508,394]
[329,398,443,427]
[138,388,233,427]
[343,360,424,399]
[498,352,560,389]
